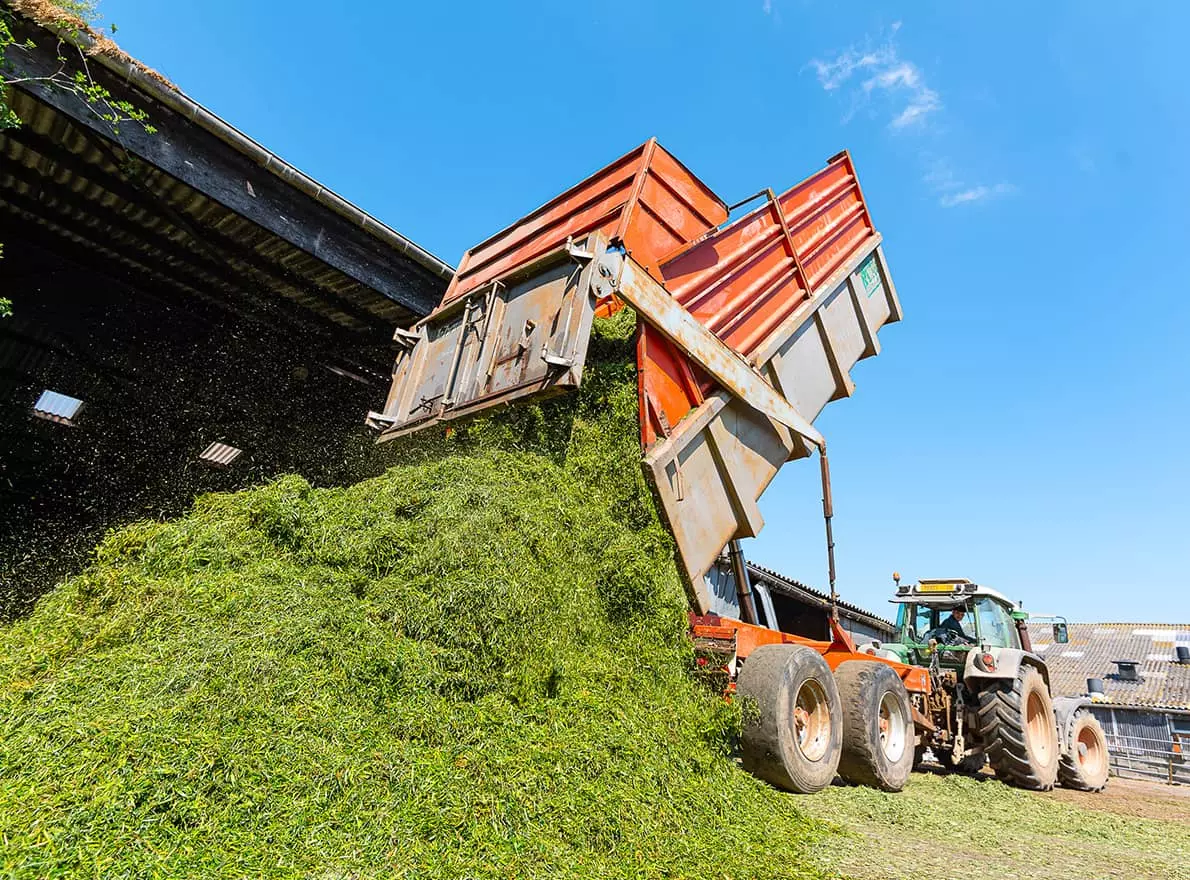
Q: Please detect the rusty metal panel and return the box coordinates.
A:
[659,151,874,361]
[441,139,727,309]
[593,249,823,448]
[638,151,879,446]
[369,237,605,440]
[643,239,901,611]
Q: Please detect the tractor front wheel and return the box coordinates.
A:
[835,660,915,792]
[737,644,843,794]
[975,665,1059,790]
[1058,709,1110,792]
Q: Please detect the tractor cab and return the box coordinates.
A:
[888,578,1028,668]
[880,577,1102,792]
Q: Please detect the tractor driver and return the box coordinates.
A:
[937,606,976,645]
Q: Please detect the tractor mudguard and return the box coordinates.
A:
[962,648,1050,689]
[1053,695,1094,753]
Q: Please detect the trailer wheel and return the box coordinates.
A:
[976,664,1059,791]
[1058,709,1110,792]
[834,661,915,791]
[737,644,842,794]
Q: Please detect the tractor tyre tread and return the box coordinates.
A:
[1058,709,1110,792]
[975,665,1059,791]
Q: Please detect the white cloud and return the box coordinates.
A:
[863,62,920,92]
[812,29,1013,211]
[809,30,940,129]
[891,88,940,128]
[924,159,1015,208]
[938,182,1016,208]
[810,47,896,91]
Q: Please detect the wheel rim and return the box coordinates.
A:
[1025,691,1054,764]
[792,679,831,762]
[878,691,908,763]
[1076,724,1107,780]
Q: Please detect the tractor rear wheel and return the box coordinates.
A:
[1058,709,1110,792]
[737,644,842,794]
[975,665,1059,790]
[835,660,914,791]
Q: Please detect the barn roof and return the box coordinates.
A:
[747,561,895,633]
[1025,622,1190,711]
[2,6,452,336]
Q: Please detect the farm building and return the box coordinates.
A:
[705,555,894,644]
[0,9,449,616]
[1026,622,1190,785]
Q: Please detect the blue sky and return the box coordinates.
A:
[101,1,1190,622]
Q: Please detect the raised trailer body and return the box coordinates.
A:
[369,141,924,793]
[370,144,900,612]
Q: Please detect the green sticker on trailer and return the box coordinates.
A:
[858,256,881,297]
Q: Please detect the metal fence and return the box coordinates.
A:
[1091,706,1189,785]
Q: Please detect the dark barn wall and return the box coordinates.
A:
[0,224,393,617]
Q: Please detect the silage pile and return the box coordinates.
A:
[0,315,828,878]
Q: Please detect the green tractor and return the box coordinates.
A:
[875,577,1109,792]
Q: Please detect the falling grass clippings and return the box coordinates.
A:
[0,314,825,879]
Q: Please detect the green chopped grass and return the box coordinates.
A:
[4,312,1183,879]
[0,314,827,879]
[799,772,1190,880]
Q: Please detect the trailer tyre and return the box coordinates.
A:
[1058,709,1110,792]
[976,664,1059,791]
[835,660,915,792]
[737,645,842,794]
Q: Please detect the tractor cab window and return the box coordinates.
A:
[901,604,939,643]
[973,598,1021,649]
[913,606,936,643]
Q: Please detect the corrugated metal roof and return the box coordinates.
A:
[0,91,425,333]
[7,3,453,284]
[32,389,83,424]
[1026,622,1190,710]
[747,561,895,630]
[198,442,243,468]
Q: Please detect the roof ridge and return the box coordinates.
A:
[1029,622,1190,628]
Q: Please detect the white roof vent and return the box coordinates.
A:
[199,441,243,467]
[33,390,84,426]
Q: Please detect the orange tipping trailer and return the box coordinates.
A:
[440,138,728,310]
[369,136,902,610]
[689,613,930,694]
[369,140,920,794]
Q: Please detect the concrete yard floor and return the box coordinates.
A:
[798,770,1190,880]
[1047,774,1190,822]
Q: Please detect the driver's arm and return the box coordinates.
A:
[955,618,976,644]
[943,615,976,644]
